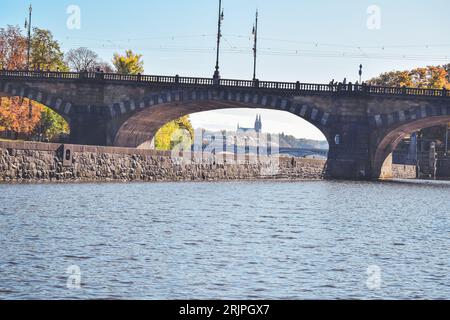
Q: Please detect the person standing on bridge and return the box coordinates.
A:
[329,79,335,92]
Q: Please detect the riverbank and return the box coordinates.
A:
[0,141,418,183]
[0,141,327,183]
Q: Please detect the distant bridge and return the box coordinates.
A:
[1,69,450,180]
[278,147,328,158]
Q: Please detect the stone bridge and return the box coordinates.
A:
[1,70,449,180]
[279,147,329,158]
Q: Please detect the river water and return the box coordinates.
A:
[0,180,449,300]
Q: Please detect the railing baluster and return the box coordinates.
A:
[0,69,448,98]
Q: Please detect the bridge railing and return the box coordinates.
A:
[1,69,449,98]
[364,85,446,97]
[0,70,80,79]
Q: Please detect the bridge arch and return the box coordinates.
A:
[112,88,333,149]
[373,114,450,179]
[0,81,74,123]
[0,82,74,142]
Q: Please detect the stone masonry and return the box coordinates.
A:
[0,141,326,183]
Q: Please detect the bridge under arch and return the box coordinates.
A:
[1,70,450,180]
[373,115,450,179]
[112,89,332,150]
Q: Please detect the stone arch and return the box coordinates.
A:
[112,88,332,148]
[0,81,74,123]
[373,115,450,179]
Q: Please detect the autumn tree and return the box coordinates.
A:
[367,70,413,87]
[111,49,193,150]
[445,64,450,82]
[426,66,449,89]
[0,27,69,141]
[0,25,27,70]
[0,97,41,139]
[369,66,450,151]
[112,50,144,74]
[368,65,450,89]
[154,116,194,151]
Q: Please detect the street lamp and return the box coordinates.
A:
[213,0,224,80]
[24,4,32,70]
[359,64,363,83]
[252,10,259,81]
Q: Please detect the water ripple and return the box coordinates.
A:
[0,181,449,299]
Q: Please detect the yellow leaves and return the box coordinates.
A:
[154,116,194,151]
[369,65,450,90]
[112,50,144,75]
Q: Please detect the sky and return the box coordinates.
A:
[1,0,450,140]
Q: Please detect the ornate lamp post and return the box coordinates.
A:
[213,0,224,81]
[24,4,33,71]
[359,64,363,83]
[252,10,259,81]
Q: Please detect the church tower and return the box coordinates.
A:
[254,114,262,133]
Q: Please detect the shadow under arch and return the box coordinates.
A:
[373,115,450,179]
[113,91,332,150]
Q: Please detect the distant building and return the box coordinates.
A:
[237,114,262,134]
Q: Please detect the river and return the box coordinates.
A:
[0,180,449,299]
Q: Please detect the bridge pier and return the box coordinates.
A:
[69,116,111,146]
[324,119,375,180]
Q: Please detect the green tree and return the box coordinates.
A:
[112,50,144,74]
[154,116,194,151]
[30,28,68,71]
[34,107,70,141]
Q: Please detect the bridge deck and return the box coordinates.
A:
[0,70,449,99]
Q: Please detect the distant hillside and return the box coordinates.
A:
[279,133,328,150]
[200,130,328,150]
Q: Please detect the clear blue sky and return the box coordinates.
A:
[2,0,450,140]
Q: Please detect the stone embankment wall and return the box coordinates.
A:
[0,141,326,183]
[392,164,417,179]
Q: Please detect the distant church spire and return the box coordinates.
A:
[254,114,262,133]
[237,115,262,134]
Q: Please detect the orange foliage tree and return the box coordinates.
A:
[0,25,27,70]
[0,25,70,141]
[0,26,34,139]
[368,65,450,89]
[0,97,42,138]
